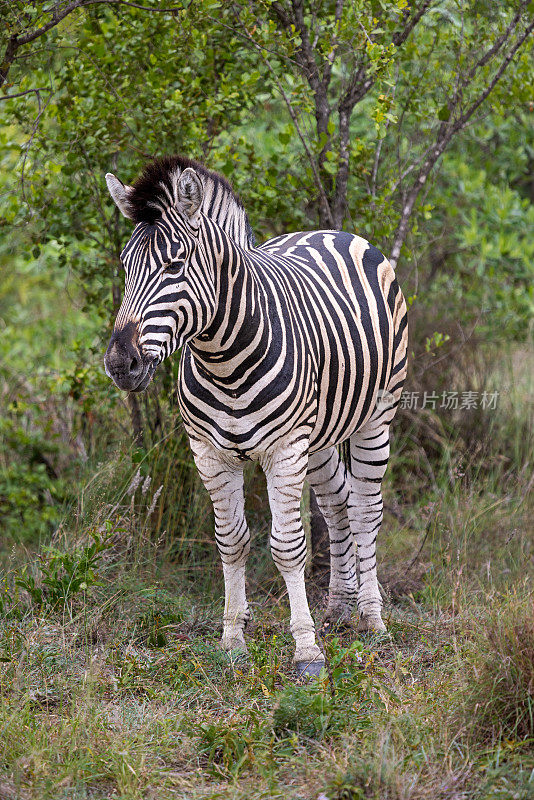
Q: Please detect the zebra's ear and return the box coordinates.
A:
[177,167,203,222]
[105,173,135,220]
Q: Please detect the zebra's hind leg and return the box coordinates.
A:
[348,423,391,633]
[189,438,250,655]
[262,434,324,678]
[307,448,357,626]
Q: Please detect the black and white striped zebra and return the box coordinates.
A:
[104,156,408,677]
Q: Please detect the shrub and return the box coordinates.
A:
[15,531,112,610]
[195,719,253,776]
[273,640,398,741]
[272,683,333,739]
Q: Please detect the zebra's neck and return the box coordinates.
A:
[189,222,271,384]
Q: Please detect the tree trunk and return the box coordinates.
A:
[127,393,145,449]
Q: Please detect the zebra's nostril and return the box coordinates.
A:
[130,355,140,374]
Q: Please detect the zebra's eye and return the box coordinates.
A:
[164,261,184,275]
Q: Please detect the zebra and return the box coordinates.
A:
[104,155,408,677]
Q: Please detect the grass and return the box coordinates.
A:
[457,593,534,744]
[1,346,533,799]
[1,487,533,800]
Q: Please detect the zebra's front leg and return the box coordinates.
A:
[189,438,250,654]
[307,448,357,625]
[262,437,324,678]
[348,424,391,632]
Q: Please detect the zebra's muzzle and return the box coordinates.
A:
[128,357,158,392]
[104,324,157,392]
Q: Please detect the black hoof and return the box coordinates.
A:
[295,659,325,680]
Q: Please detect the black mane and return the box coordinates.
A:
[126,156,254,247]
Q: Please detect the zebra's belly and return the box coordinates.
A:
[306,340,386,453]
[307,379,380,454]
[178,395,318,459]
[179,378,379,459]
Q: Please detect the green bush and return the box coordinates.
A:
[15,531,112,610]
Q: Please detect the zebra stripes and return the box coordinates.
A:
[104,156,408,676]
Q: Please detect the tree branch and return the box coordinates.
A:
[1,0,187,90]
[331,106,349,228]
[234,12,334,227]
[461,0,530,87]
[370,64,399,199]
[272,0,335,206]
[0,36,20,89]
[339,0,432,114]
[389,14,534,269]
[392,0,433,47]
[0,87,50,101]
[452,16,534,133]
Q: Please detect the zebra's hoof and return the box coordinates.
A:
[295,659,325,681]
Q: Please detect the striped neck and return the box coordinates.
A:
[196,174,254,250]
[189,222,272,385]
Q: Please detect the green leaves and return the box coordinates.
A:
[0,0,532,491]
[15,532,112,610]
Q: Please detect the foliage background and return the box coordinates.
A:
[0,2,533,798]
[1,0,532,544]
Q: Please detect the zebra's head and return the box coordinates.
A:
[103,157,240,392]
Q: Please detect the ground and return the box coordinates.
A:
[1,349,533,800]
[1,483,533,800]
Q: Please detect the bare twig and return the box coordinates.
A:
[0,87,50,101]
[234,12,334,227]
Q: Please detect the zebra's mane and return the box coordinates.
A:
[126,155,255,248]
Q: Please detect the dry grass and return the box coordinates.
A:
[458,595,534,744]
